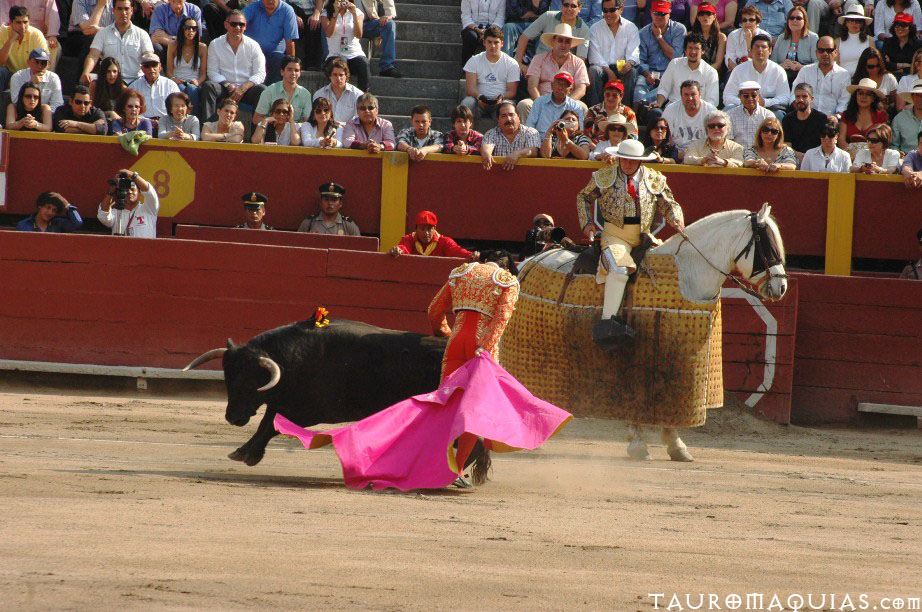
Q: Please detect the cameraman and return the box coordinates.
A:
[523,213,570,257]
[97,170,160,238]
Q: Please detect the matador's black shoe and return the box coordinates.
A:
[592,316,636,350]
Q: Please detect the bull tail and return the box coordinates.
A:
[471,447,492,486]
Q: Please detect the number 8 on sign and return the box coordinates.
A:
[153,169,171,198]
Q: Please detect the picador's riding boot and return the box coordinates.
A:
[593,270,635,349]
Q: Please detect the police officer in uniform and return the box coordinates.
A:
[236,193,275,230]
[297,182,361,235]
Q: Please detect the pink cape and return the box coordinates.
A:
[273,353,572,491]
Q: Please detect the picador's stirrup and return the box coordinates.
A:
[592,316,636,349]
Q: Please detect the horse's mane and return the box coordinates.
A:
[655,209,786,263]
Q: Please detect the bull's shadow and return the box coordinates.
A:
[59,468,472,495]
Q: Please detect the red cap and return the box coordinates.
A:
[696,3,717,14]
[415,210,438,226]
[893,12,913,23]
[604,79,625,92]
[651,0,672,13]
[553,70,574,84]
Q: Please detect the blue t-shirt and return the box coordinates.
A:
[243,0,300,55]
[149,2,203,38]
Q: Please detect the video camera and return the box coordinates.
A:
[525,225,567,253]
[107,172,133,210]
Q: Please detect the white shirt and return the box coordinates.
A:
[724,60,791,107]
[207,34,266,86]
[800,145,851,172]
[853,147,901,171]
[129,74,180,118]
[876,72,899,96]
[727,103,774,148]
[325,8,366,61]
[897,74,922,97]
[662,99,717,152]
[791,62,851,115]
[837,34,870,76]
[463,51,520,100]
[9,68,63,111]
[299,122,345,147]
[97,184,160,238]
[90,23,154,80]
[313,82,362,123]
[874,0,922,38]
[587,17,640,67]
[460,0,505,28]
[725,27,769,68]
[658,57,719,107]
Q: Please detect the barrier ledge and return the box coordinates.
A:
[0,359,223,380]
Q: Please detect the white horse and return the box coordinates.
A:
[505,203,788,461]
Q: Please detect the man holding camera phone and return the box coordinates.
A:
[97,169,160,238]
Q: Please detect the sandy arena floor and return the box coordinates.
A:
[1,389,921,610]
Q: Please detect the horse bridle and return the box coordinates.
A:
[679,212,788,300]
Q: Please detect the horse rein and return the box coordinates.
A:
[677,212,787,300]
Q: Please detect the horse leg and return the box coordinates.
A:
[661,427,694,462]
[626,423,651,460]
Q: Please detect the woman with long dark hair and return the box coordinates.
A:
[321,0,370,92]
[300,96,343,147]
[166,16,208,116]
[90,56,126,121]
[853,46,899,113]
[692,3,726,76]
[5,83,52,131]
[835,5,873,76]
[641,116,679,163]
[838,78,889,153]
[873,0,922,44]
[882,13,921,80]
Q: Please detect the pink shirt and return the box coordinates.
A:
[0,0,60,37]
[525,51,590,96]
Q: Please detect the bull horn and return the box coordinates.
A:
[182,348,227,371]
[256,356,282,392]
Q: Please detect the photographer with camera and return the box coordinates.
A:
[522,213,571,256]
[97,169,160,238]
[540,108,592,159]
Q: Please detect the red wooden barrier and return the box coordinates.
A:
[790,272,922,424]
[174,224,380,251]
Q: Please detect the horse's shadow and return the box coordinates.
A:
[56,468,470,495]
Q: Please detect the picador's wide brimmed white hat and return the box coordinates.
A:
[598,113,636,135]
[846,77,885,98]
[539,23,586,49]
[899,80,922,104]
[605,139,657,161]
[838,5,872,24]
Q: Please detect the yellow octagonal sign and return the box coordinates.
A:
[129,151,196,217]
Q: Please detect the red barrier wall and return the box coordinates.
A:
[790,273,922,424]
[174,225,380,250]
[5,134,918,264]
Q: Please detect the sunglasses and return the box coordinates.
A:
[741,17,758,22]
[821,130,838,138]
[183,25,197,30]
[816,47,835,53]
[609,126,627,132]
[867,137,883,144]
[788,15,803,20]
[601,7,619,12]
[561,2,579,7]
[314,107,331,113]
[653,11,669,16]
[893,22,910,27]
[33,59,48,64]
[865,63,879,69]
[73,99,91,106]
[535,219,552,226]
[650,124,667,130]
[358,105,376,111]
[227,21,246,27]
[706,123,726,129]
[761,126,780,135]
[274,108,290,115]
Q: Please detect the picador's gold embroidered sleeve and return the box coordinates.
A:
[576,176,601,230]
[427,281,453,337]
[655,183,684,228]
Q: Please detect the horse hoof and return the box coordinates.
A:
[627,441,651,461]
[228,449,247,462]
[668,447,694,462]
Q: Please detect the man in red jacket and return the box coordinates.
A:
[388,210,479,259]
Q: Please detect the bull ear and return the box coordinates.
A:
[226,338,235,350]
[757,203,771,223]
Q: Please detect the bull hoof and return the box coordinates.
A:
[243,451,264,466]
[228,449,247,462]
[667,446,694,462]
[627,440,651,461]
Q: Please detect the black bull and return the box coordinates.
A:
[184,319,489,477]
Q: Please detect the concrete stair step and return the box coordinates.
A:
[393,39,460,62]
[398,3,461,22]
[366,74,460,99]
[379,96,460,117]
[397,0,461,7]
[370,57,461,80]
[397,20,460,43]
